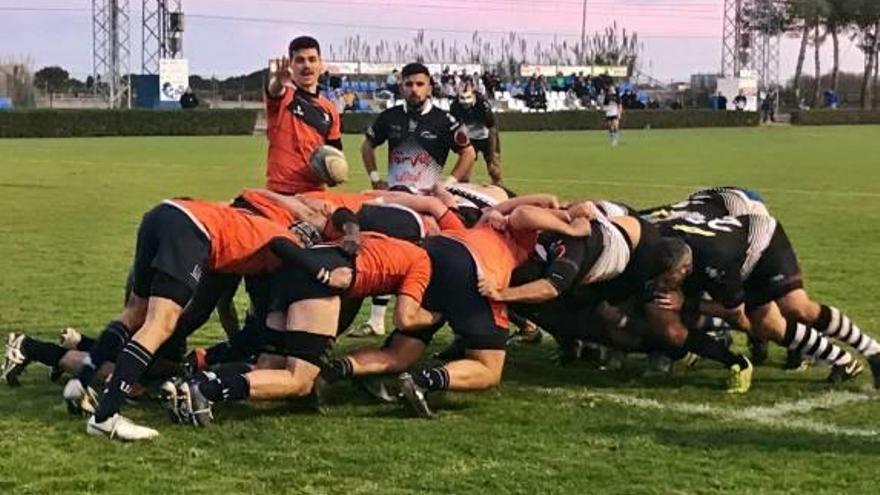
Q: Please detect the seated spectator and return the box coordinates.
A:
[342,90,358,113]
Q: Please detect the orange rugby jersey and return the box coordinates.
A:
[265,86,342,194]
[166,199,299,275]
[346,233,431,302]
[441,224,538,327]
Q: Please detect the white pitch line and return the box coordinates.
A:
[532,387,879,438]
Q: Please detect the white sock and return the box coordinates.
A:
[368,300,389,329]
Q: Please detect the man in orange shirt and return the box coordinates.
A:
[324,202,590,418]
[265,36,343,194]
[166,233,440,425]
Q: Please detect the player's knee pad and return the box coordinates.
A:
[149,271,194,307]
[262,328,333,367]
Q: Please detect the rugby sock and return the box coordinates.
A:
[93,341,152,423]
[204,323,263,366]
[782,320,853,367]
[367,297,390,331]
[76,320,129,387]
[21,337,67,367]
[684,331,749,369]
[412,367,450,392]
[198,372,250,402]
[323,357,354,383]
[815,305,880,357]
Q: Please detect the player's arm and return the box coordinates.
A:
[367,191,449,218]
[447,114,475,182]
[507,205,590,237]
[393,294,442,330]
[268,236,353,289]
[363,113,390,189]
[244,188,327,229]
[326,107,343,150]
[449,144,476,182]
[480,236,583,303]
[644,302,689,348]
[699,300,751,332]
[492,194,560,214]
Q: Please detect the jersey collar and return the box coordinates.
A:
[405,99,433,116]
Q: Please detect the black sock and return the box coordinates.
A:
[77,320,129,387]
[412,367,450,392]
[205,324,264,365]
[685,330,748,369]
[21,337,67,367]
[198,372,250,402]
[94,340,152,423]
[76,335,96,352]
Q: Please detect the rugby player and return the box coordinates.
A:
[165,232,438,425]
[357,62,476,337]
[650,211,866,385]
[323,201,591,417]
[54,190,335,441]
[483,204,754,393]
[266,36,343,195]
[450,85,503,185]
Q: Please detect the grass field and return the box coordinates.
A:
[1,126,879,494]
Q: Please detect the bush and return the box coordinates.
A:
[0,109,259,138]
[790,110,880,126]
[340,109,758,134]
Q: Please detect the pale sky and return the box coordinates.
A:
[0,0,868,82]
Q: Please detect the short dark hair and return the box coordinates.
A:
[401,63,430,79]
[656,237,691,273]
[289,36,321,57]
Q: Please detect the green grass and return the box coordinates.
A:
[1,126,880,494]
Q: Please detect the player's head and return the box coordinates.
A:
[458,86,476,107]
[401,63,432,109]
[289,36,322,90]
[654,238,693,291]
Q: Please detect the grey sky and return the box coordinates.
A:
[0,0,868,82]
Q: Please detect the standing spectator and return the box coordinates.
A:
[319,70,331,91]
[761,90,777,123]
[733,90,747,111]
[265,36,342,194]
[386,69,400,97]
[716,91,728,111]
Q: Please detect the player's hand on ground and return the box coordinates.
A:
[328,267,353,289]
[654,290,684,311]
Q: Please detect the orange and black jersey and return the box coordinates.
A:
[166,197,301,276]
[266,86,342,194]
[347,233,432,303]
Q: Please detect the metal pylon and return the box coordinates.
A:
[92,0,131,108]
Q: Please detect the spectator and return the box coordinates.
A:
[318,70,331,91]
[386,69,400,97]
[716,91,728,111]
[179,87,199,109]
[761,90,777,123]
[733,90,747,111]
[824,89,839,109]
[342,90,358,112]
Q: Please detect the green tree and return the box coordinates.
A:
[33,66,70,93]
